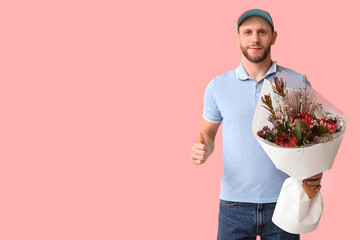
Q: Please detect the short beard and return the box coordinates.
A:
[241,44,271,63]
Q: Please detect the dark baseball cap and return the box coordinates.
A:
[237,8,274,31]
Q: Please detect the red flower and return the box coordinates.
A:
[276,134,297,147]
[319,119,337,133]
[257,125,272,139]
[293,112,313,128]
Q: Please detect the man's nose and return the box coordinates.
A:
[251,33,260,43]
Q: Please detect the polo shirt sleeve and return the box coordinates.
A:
[303,75,312,87]
[203,79,223,123]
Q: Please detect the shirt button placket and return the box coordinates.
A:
[255,81,260,103]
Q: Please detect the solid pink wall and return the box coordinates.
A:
[1,0,358,239]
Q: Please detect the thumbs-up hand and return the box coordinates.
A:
[191,132,209,165]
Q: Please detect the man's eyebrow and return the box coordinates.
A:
[241,28,268,32]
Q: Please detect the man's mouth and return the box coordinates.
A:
[249,46,262,51]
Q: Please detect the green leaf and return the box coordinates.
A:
[316,125,327,137]
[293,120,302,146]
[300,121,309,132]
[268,133,276,143]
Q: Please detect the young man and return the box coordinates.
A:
[191,9,323,240]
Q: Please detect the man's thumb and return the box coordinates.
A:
[195,132,205,144]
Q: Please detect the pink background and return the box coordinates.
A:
[1,0,358,239]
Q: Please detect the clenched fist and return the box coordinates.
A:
[191,132,209,165]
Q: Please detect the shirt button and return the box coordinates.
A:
[256,93,259,96]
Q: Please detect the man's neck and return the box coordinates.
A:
[242,57,273,82]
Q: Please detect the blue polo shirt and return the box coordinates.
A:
[203,61,311,203]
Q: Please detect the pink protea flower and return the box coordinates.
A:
[293,112,313,128]
[276,134,297,148]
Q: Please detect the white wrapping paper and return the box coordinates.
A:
[252,70,347,234]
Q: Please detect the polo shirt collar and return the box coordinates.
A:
[236,60,277,81]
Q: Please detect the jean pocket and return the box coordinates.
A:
[220,199,238,207]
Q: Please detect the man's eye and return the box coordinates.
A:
[244,31,250,34]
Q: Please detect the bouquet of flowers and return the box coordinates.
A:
[251,70,347,234]
[257,75,341,148]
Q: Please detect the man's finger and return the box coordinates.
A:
[306,179,321,185]
[195,149,206,156]
[193,154,205,161]
[195,143,208,151]
[193,159,204,165]
[193,160,201,165]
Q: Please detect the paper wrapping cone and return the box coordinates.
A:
[252,70,347,234]
[256,132,345,180]
[272,177,323,234]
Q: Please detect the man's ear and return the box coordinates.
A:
[236,32,240,46]
[271,31,278,45]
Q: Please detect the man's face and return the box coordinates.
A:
[236,16,277,63]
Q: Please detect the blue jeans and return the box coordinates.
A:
[217,200,300,240]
